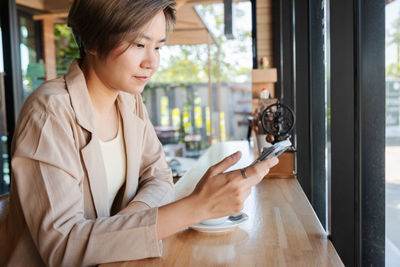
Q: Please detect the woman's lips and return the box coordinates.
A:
[134,76,150,82]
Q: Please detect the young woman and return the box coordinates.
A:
[0,0,278,266]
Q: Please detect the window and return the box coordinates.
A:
[385,1,400,265]
[0,24,10,195]
[18,11,44,101]
[143,2,253,159]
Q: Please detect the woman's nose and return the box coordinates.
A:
[140,49,159,69]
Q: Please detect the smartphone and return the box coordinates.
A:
[251,139,292,165]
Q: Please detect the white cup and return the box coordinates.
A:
[200,216,229,226]
[255,134,272,153]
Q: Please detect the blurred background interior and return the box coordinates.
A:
[0,0,398,266]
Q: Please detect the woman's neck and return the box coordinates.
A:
[80,57,120,141]
[80,57,119,117]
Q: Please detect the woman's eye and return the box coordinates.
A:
[155,47,162,51]
[136,43,144,48]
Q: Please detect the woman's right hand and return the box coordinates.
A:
[190,151,279,222]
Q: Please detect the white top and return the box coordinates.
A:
[99,115,127,211]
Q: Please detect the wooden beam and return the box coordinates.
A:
[33,12,68,21]
[16,0,45,11]
[44,0,71,13]
[166,29,216,45]
[42,18,57,80]
[185,0,247,5]
[177,0,190,9]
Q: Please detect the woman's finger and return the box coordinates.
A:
[227,157,279,186]
[248,157,279,182]
[206,151,242,177]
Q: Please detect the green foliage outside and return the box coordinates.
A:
[387,12,400,78]
[151,3,252,83]
[54,24,79,76]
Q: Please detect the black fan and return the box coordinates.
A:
[260,101,295,144]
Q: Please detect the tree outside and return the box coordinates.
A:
[152,3,252,84]
[54,24,79,77]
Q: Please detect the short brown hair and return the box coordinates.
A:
[68,0,176,60]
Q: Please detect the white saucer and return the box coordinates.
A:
[190,212,249,233]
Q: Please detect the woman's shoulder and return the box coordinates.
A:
[21,76,74,118]
[13,77,79,155]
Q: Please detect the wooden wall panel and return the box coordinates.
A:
[256,0,272,8]
[43,0,70,12]
[42,18,57,80]
[256,0,274,67]
[16,0,45,10]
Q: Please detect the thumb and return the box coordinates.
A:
[207,151,242,177]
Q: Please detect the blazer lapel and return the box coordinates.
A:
[117,94,146,208]
[81,136,110,218]
[65,60,109,218]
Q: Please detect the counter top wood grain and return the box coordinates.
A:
[101,177,343,266]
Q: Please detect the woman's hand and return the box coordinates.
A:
[190,151,279,221]
[156,151,278,240]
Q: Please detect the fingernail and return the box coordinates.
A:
[272,157,279,165]
[231,151,240,159]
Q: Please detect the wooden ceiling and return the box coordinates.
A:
[16,0,246,14]
[18,0,222,46]
[167,3,216,45]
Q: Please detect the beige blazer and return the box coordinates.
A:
[0,60,174,266]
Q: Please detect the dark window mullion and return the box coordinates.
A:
[309,0,327,230]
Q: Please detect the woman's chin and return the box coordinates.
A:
[121,86,145,95]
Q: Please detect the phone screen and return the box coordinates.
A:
[252,139,292,165]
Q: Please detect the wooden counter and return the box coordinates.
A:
[102,179,343,266]
[101,141,343,266]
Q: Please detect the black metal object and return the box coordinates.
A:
[292,0,312,199]
[34,20,43,62]
[260,101,295,143]
[330,1,358,265]
[330,0,385,266]
[356,0,385,265]
[223,0,233,40]
[0,73,6,194]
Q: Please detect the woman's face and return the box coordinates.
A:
[91,10,166,95]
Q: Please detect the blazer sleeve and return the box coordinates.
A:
[12,111,162,267]
[131,94,174,208]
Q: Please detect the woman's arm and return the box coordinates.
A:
[117,201,150,215]
[12,112,164,266]
[117,151,278,240]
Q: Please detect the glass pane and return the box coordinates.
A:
[144,2,253,161]
[0,25,10,195]
[19,13,45,101]
[308,0,330,231]
[0,26,3,73]
[324,0,331,233]
[385,1,400,265]
[54,24,79,76]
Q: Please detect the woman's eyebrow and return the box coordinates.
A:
[139,34,167,43]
